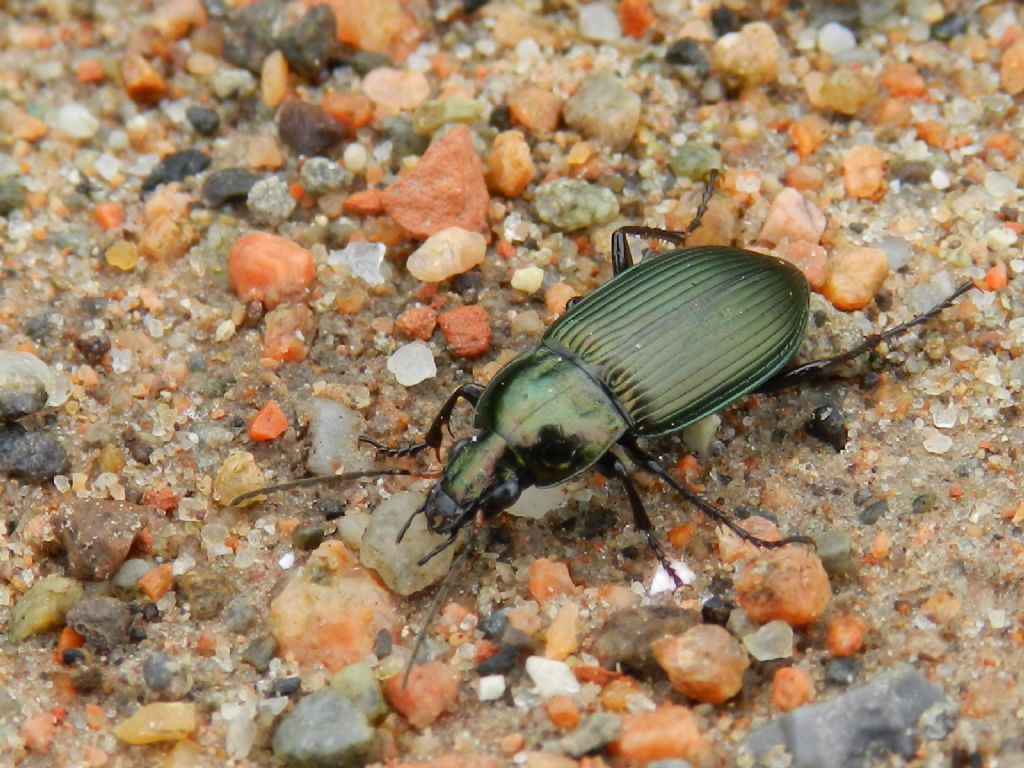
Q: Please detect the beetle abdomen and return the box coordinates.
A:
[544,246,809,436]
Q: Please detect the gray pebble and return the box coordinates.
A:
[143,651,173,691]
[272,688,374,768]
[211,68,258,100]
[299,157,349,195]
[746,665,949,768]
[66,596,132,652]
[222,0,283,73]
[0,424,69,480]
[330,662,388,723]
[553,712,621,757]
[278,4,344,80]
[186,106,220,135]
[203,167,262,207]
[177,565,234,620]
[247,176,297,225]
[243,634,278,672]
[223,599,258,634]
[534,178,619,232]
[562,71,640,150]
[0,350,55,421]
[812,529,854,578]
[825,657,861,687]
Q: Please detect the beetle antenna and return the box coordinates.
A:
[229,467,423,507]
[401,517,481,689]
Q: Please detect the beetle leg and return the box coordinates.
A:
[597,453,683,589]
[361,383,485,460]
[758,279,976,392]
[620,437,812,550]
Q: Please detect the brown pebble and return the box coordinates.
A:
[438,304,491,359]
[921,590,961,625]
[652,625,749,704]
[488,130,535,198]
[278,98,346,156]
[734,547,831,627]
[711,21,780,87]
[262,303,316,362]
[818,68,877,116]
[382,124,490,238]
[1000,40,1024,96]
[396,306,438,340]
[59,500,149,580]
[591,605,700,677]
[843,145,887,200]
[119,52,168,106]
[822,245,888,311]
[825,613,867,656]
[508,86,562,133]
[66,596,132,652]
[139,213,197,261]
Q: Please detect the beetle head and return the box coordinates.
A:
[399,433,524,561]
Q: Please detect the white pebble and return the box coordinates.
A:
[511,265,544,293]
[306,398,368,476]
[54,103,99,139]
[94,153,121,181]
[330,241,387,286]
[578,2,621,41]
[407,227,486,282]
[387,342,437,387]
[931,405,958,429]
[478,675,506,701]
[989,609,1008,630]
[930,169,951,190]
[343,143,368,173]
[987,226,1018,251]
[984,171,1017,200]
[525,656,580,698]
[922,428,953,454]
[817,22,857,55]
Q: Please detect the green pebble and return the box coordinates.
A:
[292,523,327,551]
[534,179,620,232]
[411,99,486,136]
[669,142,722,181]
[330,662,388,723]
[9,575,84,642]
[0,178,25,215]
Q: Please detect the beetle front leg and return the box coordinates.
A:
[361,383,485,460]
[758,279,975,393]
[596,453,683,589]
[620,437,812,550]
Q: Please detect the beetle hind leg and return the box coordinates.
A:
[597,453,684,589]
[621,438,812,551]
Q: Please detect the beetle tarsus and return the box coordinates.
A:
[759,279,976,392]
[359,435,429,458]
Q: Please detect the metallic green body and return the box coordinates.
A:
[435,246,810,519]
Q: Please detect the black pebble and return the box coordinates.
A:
[270,676,302,697]
[665,39,710,78]
[278,98,346,156]
[805,405,848,452]
[477,645,520,676]
[478,611,509,641]
[701,596,734,626]
[75,334,111,365]
[62,648,87,666]
[314,497,346,520]
[278,4,343,80]
[824,657,860,686]
[186,106,220,136]
[142,149,211,192]
[711,5,737,36]
[373,629,392,658]
[0,424,70,480]
[931,13,968,41]
[202,167,262,207]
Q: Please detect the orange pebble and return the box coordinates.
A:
[93,202,125,231]
[984,262,1008,291]
[343,189,384,215]
[619,0,654,38]
[249,400,288,442]
[138,562,174,601]
[612,705,709,763]
[227,232,314,309]
[599,676,641,711]
[771,666,813,711]
[77,58,105,84]
[196,630,217,656]
[54,625,86,663]
[825,613,867,657]
[528,558,576,603]
[321,91,373,131]
[21,713,56,753]
[544,695,581,730]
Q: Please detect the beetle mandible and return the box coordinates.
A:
[234,184,974,589]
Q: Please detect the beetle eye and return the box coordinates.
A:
[449,438,472,461]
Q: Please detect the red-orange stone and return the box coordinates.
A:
[382,125,490,238]
[734,547,831,627]
[825,613,867,657]
[612,705,710,764]
[771,666,813,711]
[228,232,314,309]
[384,661,460,728]
[438,305,491,359]
[528,558,576,603]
